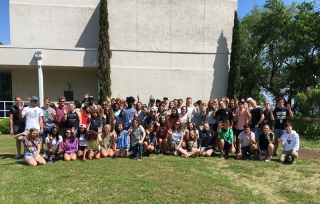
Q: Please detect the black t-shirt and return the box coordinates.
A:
[263,109,273,128]
[250,107,263,128]
[9,105,25,127]
[273,107,290,130]
[66,111,79,129]
[215,108,233,124]
[258,133,274,150]
[199,129,215,147]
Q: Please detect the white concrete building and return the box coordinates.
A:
[0,0,237,115]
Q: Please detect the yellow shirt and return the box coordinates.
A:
[86,135,102,150]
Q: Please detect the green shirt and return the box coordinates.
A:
[219,128,234,144]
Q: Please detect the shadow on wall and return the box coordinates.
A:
[75,2,100,48]
[210,31,229,100]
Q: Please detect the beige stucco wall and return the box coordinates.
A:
[10,0,100,48]
[7,0,237,102]
[11,68,98,101]
[109,0,236,101]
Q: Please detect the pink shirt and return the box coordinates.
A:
[54,105,69,127]
[236,108,249,130]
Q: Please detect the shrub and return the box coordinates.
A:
[0,118,10,135]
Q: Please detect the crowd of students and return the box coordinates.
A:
[10,94,300,166]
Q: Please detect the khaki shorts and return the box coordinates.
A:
[280,151,298,162]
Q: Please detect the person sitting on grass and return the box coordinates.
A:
[236,124,256,160]
[46,126,63,162]
[199,122,215,157]
[278,122,299,164]
[82,130,102,162]
[258,124,275,162]
[100,124,116,158]
[126,119,146,161]
[61,128,78,162]
[13,128,46,166]
[75,124,87,158]
[143,124,156,157]
[178,130,201,158]
[167,121,185,156]
[114,123,129,158]
[218,120,235,159]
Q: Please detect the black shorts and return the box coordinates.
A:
[78,146,85,151]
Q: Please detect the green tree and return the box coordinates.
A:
[97,0,112,104]
[0,42,3,45]
[227,11,241,100]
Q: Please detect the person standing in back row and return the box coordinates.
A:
[272,97,294,156]
[54,96,69,136]
[10,96,26,159]
[249,100,264,143]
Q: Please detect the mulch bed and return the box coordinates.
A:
[298,149,320,158]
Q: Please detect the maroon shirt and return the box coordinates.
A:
[54,105,69,128]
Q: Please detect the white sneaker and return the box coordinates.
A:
[265,156,272,162]
[14,154,21,159]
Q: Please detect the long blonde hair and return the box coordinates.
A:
[26,128,40,141]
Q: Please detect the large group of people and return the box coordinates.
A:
[10,93,300,166]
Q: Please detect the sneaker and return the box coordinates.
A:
[292,159,296,164]
[249,155,254,160]
[169,151,174,156]
[272,152,278,157]
[41,153,47,158]
[220,153,224,159]
[14,154,21,159]
[162,150,166,155]
[48,157,53,163]
[145,152,150,157]
[137,156,142,161]
[265,156,272,162]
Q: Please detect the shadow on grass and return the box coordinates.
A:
[0,154,27,166]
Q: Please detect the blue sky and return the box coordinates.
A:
[0,0,313,45]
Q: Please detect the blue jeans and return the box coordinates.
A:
[251,128,262,140]
[131,143,143,158]
[13,125,25,134]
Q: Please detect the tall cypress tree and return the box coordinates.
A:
[227,11,241,99]
[98,0,112,104]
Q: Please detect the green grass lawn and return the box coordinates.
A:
[1,135,320,204]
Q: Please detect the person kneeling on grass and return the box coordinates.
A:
[100,124,116,158]
[218,120,235,159]
[75,124,87,158]
[178,130,201,158]
[143,124,156,157]
[82,130,102,162]
[258,125,275,162]
[61,128,78,161]
[13,128,46,166]
[236,124,256,160]
[167,121,184,156]
[127,119,146,161]
[199,122,215,157]
[46,126,63,162]
[278,122,299,164]
[114,123,129,158]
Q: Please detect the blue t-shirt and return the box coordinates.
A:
[115,130,129,149]
[172,130,183,143]
[122,107,137,130]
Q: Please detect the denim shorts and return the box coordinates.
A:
[251,128,262,140]
[24,150,37,161]
[41,127,52,139]
[201,147,213,151]
[14,125,25,135]
[274,129,285,139]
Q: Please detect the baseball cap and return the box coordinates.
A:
[150,98,155,102]
[246,97,253,102]
[89,96,94,99]
[31,96,38,101]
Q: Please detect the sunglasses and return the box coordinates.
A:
[102,104,108,105]
[60,101,66,103]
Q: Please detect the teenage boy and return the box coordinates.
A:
[273,97,294,156]
[249,100,264,142]
[9,96,26,158]
[41,97,56,157]
[236,124,256,160]
[278,123,299,164]
[218,120,235,159]
[120,96,137,130]
[20,96,43,134]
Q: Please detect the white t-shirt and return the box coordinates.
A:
[78,133,86,147]
[22,106,43,130]
[45,135,63,150]
[238,131,255,147]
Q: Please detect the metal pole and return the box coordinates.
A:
[38,59,44,107]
